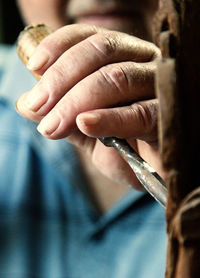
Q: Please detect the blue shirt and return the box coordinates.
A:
[0,45,167,278]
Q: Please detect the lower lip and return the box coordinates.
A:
[77,14,133,25]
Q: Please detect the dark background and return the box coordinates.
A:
[0,1,24,44]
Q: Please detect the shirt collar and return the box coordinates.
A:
[85,189,150,237]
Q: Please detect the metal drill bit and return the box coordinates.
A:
[17,24,167,208]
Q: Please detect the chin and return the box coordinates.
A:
[75,16,152,41]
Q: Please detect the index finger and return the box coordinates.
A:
[26,23,160,74]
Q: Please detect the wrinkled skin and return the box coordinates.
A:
[16,0,165,193]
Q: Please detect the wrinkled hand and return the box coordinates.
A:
[16,24,164,189]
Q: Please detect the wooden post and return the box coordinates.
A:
[155,0,200,277]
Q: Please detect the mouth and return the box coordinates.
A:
[68,4,139,22]
[78,11,134,19]
[74,10,136,26]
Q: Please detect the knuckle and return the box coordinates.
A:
[43,64,66,96]
[132,102,156,131]
[55,106,67,122]
[99,65,129,95]
[87,33,117,58]
[114,112,126,135]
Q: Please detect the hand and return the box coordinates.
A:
[16,24,164,189]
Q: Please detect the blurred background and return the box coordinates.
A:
[0,1,24,44]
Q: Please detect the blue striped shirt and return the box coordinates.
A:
[0,45,167,278]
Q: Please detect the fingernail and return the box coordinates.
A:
[27,48,49,71]
[77,112,101,126]
[25,87,49,112]
[37,113,60,136]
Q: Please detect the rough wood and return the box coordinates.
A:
[156,0,200,277]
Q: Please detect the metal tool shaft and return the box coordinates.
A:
[100,137,167,207]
